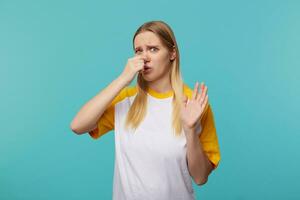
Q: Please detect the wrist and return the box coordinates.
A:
[182,123,196,132]
[183,126,196,135]
[117,74,131,86]
[184,128,197,142]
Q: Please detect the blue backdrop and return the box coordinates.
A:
[1,0,299,199]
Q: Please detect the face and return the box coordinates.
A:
[134,31,175,82]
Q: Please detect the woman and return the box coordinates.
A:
[71,20,221,200]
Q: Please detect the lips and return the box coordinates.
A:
[142,65,152,74]
[144,65,151,70]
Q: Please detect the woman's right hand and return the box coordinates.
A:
[120,55,145,85]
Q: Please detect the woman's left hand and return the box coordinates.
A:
[180,82,209,133]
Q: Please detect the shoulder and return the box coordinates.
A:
[125,85,138,97]
[112,85,138,105]
[121,85,138,98]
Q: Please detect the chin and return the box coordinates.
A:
[141,74,154,82]
[141,76,153,82]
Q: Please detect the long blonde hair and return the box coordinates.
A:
[125,20,185,136]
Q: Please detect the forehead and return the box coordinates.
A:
[134,31,162,48]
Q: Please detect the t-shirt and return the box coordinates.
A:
[89,84,221,200]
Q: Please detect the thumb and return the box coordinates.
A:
[182,95,188,107]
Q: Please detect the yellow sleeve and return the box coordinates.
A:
[199,104,221,170]
[88,87,128,139]
[88,105,115,139]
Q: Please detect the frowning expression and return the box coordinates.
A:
[134,31,175,82]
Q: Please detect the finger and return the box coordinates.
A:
[134,54,142,59]
[196,82,203,101]
[139,58,146,63]
[183,95,188,103]
[135,55,145,63]
[197,82,205,101]
[182,95,188,107]
[181,95,187,105]
[137,60,144,68]
[192,82,199,100]
[180,95,187,110]
[136,55,146,62]
[201,95,208,113]
[201,85,208,102]
[202,94,208,109]
[200,96,209,120]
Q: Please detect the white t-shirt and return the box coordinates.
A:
[89,84,221,200]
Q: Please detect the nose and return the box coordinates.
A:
[141,52,150,63]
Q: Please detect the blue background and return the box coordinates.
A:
[1,0,299,199]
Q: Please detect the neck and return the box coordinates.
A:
[147,71,172,93]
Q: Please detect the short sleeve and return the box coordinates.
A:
[88,87,128,139]
[198,104,221,170]
[88,104,115,139]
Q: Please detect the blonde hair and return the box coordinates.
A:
[125,20,185,136]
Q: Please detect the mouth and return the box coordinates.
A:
[142,66,152,74]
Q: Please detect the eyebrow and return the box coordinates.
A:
[134,45,159,51]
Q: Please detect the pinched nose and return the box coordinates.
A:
[139,53,150,62]
[142,57,149,63]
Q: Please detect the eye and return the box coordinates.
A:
[135,49,141,54]
[150,47,158,52]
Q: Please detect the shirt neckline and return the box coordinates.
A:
[146,87,174,99]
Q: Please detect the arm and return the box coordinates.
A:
[180,82,217,185]
[185,128,214,185]
[70,55,145,134]
[70,75,129,134]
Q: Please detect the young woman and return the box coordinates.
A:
[71,20,221,200]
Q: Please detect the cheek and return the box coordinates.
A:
[152,52,169,67]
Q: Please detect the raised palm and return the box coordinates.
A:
[180,82,209,130]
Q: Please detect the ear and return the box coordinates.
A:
[170,46,176,61]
